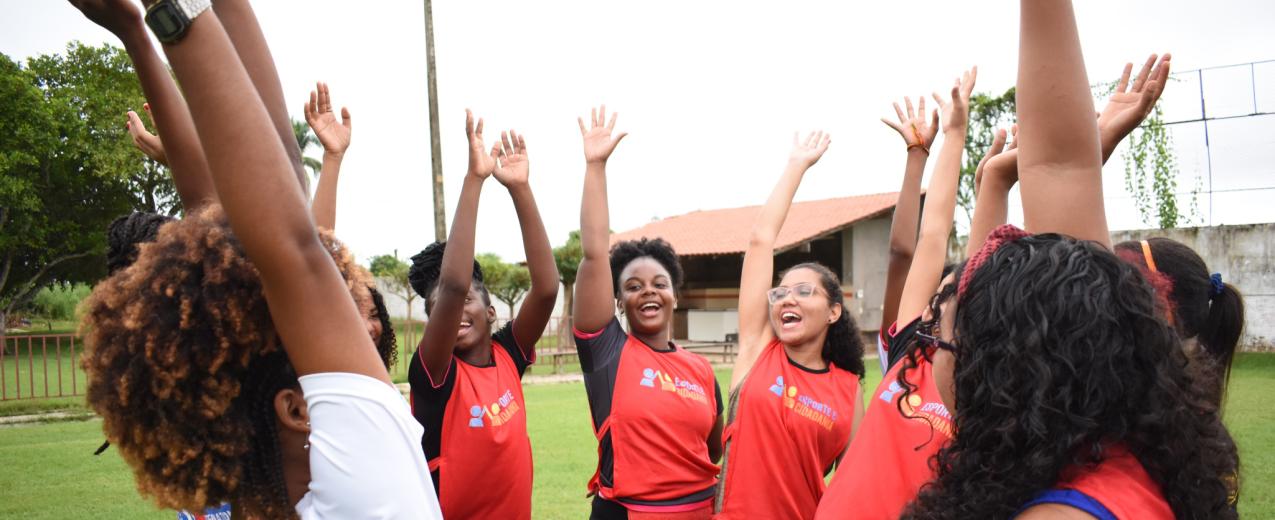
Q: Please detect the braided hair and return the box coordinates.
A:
[407,241,488,315]
[106,212,175,274]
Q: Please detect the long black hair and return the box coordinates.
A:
[893,261,964,442]
[368,285,397,368]
[902,234,1238,519]
[106,212,175,275]
[1115,238,1245,396]
[780,262,864,377]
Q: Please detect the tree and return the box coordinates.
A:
[369,254,418,354]
[293,118,323,179]
[1118,104,1191,228]
[1,46,142,330]
[476,253,531,320]
[551,230,583,345]
[959,88,1018,234]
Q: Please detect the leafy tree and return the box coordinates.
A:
[551,230,582,345]
[1,46,142,329]
[293,118,323,179]
[1116,103,1191,228]
[476,253,531,320]
[369,253,418,352]
[959,88,1018,233]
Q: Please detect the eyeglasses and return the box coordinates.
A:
[915,330,958,353]
[766,282,823,304]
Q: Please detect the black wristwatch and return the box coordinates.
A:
[144,0,212,43]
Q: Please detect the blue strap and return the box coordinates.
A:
[1020,489,1116,520]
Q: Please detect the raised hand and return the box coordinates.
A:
[789,131,832,167]
[492,130,530,187]
[68,0,143,37]
[933,67,978,133]
[1099,54,1170,147]
[304,81,352,157]
[975,126,1019,198]
[578,104,628,164]
[881,96,939,153]
[466,109,496,179]
[126,104,167,166]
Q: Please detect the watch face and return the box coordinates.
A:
[145,2,187,42]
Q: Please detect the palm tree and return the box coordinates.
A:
[292,118,323,178]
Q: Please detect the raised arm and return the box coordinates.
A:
[146,4,385,381]
[731,131,831,392]
[879,96,938,335]
[572,105,628,334]
[1016,0,1106,245]
[71,0,215,213]
[211,0,308,193]
[491,130,560,355]
[305,82,352,230]
[418,111,494,378]
[895,69,976,325]
[967,127,1018,254]
[1098,54,1171,163]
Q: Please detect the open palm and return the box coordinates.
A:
[304,82,351,155]
[882,96,939,149]
[1099,54,1170,142]
[492,131,530,187]
[789,131,831,167]
[465,109,496,178]
[578,105,628,164]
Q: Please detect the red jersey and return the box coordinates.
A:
[716,340,859,519]
[1023,445,1172,519]
[815,347,951,520]
[408,322,533,520]
[575,318,723,513]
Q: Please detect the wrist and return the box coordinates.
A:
[943,125,968,137]
[505,181,532,196]
[585,158,609,167]
[906,145,930,157]
[323,150,346,161]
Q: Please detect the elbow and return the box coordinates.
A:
[747,231,775,251]
[434,277,471,301]
[888,241,915,262]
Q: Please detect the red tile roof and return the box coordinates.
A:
[611,191,902,256]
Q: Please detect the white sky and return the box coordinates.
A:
[6,0,1275,264]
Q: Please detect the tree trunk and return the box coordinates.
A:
[557,280,575,349]
[507,301,516,324]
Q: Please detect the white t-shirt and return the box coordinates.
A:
[294,372,443,520]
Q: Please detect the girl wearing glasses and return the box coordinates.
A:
[572,106,724,519]
[714,132,866,520]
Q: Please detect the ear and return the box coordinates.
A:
[616,300,625,316]
[273,387,311,435]
[828,301,843,324]
[487,305,497,324]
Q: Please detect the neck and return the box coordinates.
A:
[783,334,827,370]
[456,341,494,366]
[281,432,310,511]
[632,328,671,350]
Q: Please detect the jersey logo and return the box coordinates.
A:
[770,375,839,430]
[639,367,709,405]
[469,405,485,427]
[177,503,231,520]
[470,389,523,428]
[880,381,904,403]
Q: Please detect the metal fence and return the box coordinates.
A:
[1,334,82,401]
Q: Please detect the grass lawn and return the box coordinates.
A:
[0,355,1270,518]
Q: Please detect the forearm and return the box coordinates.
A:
[212,0,307,192]
[918,129,965,240]
[580,163,611,261]
[1017,0,1101,173]
[311,151,344,230]
[438,175,484,296]
[509,183,558,299]
[751,161,808,245]
[966,175,1013,254]
[573,162,615,330]
[887,150,926,255]
[118,26,215,213]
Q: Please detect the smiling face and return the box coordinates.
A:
[428,281,496,352]
[617,256,677,339]
[769,267,841,346]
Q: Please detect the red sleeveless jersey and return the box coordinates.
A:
[1052,445,1173,519]
[717,340,859,519]
[815,349,951,520]
[409,324,533,520]
[576,319,722,511]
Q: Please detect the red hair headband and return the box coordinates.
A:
[958,224,1030,299]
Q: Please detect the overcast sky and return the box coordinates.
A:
[6,0,1274,264]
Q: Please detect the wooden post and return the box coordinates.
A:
[424,0,446,241]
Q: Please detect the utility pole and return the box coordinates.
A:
[425,0,446,241]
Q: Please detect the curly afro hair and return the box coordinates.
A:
[779,262,865,377]
[901,234,1239,520]
[369,285,397,368]
[81,205,373,518]
[407,241,487,315]
[106,212,176,275]
[608,237,683,296]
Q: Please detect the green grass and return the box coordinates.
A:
[1,341,85,403]
[0,355,1270,518]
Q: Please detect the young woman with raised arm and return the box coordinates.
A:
[714,131,865,520]
[815,68,976,520]
[571,106,723,519]
[901,2,1237,517]
[78,1,442,517]
[405,111,557,520]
